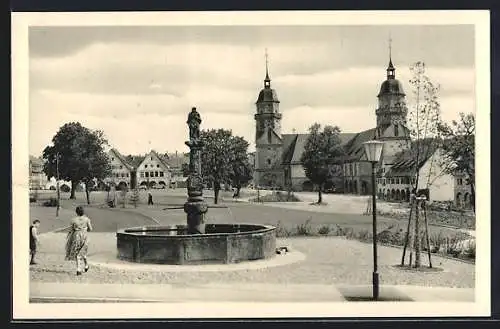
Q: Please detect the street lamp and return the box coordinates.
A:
[363,140,384,301]
[55,152,61,218]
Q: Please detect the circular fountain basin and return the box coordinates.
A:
[116,224,276,265]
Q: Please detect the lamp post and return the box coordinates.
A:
[55,152,60,218]
[363,140,384,301]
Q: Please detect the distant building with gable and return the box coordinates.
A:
[103,148,136,190]
[136,150,172,189]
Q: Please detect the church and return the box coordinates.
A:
[253,51,411,195]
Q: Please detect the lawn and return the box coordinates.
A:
[30,190,467,242]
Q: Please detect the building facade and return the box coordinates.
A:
[29,156,48,190]
[136,150,172,189]
[103,148,136,190]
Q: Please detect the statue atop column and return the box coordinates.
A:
[187,107,202,143]
[184,107,208,234]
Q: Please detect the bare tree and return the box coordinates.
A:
[400,61,442,268]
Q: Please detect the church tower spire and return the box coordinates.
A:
[386,35,396,80]
[264,48,271,88]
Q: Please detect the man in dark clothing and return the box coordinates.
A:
[148,192,154,205]
[30,219,40,265]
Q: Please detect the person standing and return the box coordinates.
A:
[148,191,154,206]
[65,206,93,275]
[29,219,40,265]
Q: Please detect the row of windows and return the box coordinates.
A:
[111,172,129,178]
[139,171,165,178]
[144,164,161,169]
[377,177,416,185]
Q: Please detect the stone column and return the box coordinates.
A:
[184,107,208,234]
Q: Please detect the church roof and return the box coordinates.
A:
[378,78,405,97]
[281,132,358,165]
[256,88,280,103]
[343,128,378,161]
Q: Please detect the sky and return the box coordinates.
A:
[29,25,475,156]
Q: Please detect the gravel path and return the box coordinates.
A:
[30,233,474,288]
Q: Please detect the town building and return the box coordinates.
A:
[29,155,48,190]
[253,51,410,194]
[164,152,189,188]
[381,143,474,208]
[103,148,136,190]
[136,150,172,189]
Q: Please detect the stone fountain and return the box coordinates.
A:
[116,107,276,265]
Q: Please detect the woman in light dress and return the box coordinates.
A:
[65,206,93,275]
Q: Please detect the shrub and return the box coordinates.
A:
[43,197,58,207]
[275,220,292,238]
[317,225,331,235]
[295,218,313,236]
[250,192,301,203]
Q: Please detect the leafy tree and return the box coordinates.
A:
[200,129,250,204]
[181,162,190,177]
[229,137,253,198]
[438,112,475,212]
[42,122,111,204]
[300,124,345,204]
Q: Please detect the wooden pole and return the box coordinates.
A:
[423,201,433,268]
[401,198,414,266]
[414,199,421,268]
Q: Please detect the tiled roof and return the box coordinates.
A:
[150,150,171,170]
[385,139,439,177]
[110,149,134,171]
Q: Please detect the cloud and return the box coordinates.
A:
[28,25,476,156]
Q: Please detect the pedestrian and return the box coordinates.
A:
[65,206,93,276]
[148,192,154,205]
[29,219,40,265]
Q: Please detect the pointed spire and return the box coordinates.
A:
[264,48,271,88]
[386,34,396,79]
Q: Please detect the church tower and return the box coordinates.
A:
[375,38,410,161]
[253,51,284,188]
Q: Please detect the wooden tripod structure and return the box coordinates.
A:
[401,194,433,268]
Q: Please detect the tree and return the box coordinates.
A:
[400,61,442,268]
[229,137,253,198]
[200,129,250,204]
[438,112,475,212]
[300,124,345,204]
[42,122,111,204]
[120,186,129,208]
[129,188,140,208]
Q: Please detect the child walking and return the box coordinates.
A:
[29,219,40,265]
